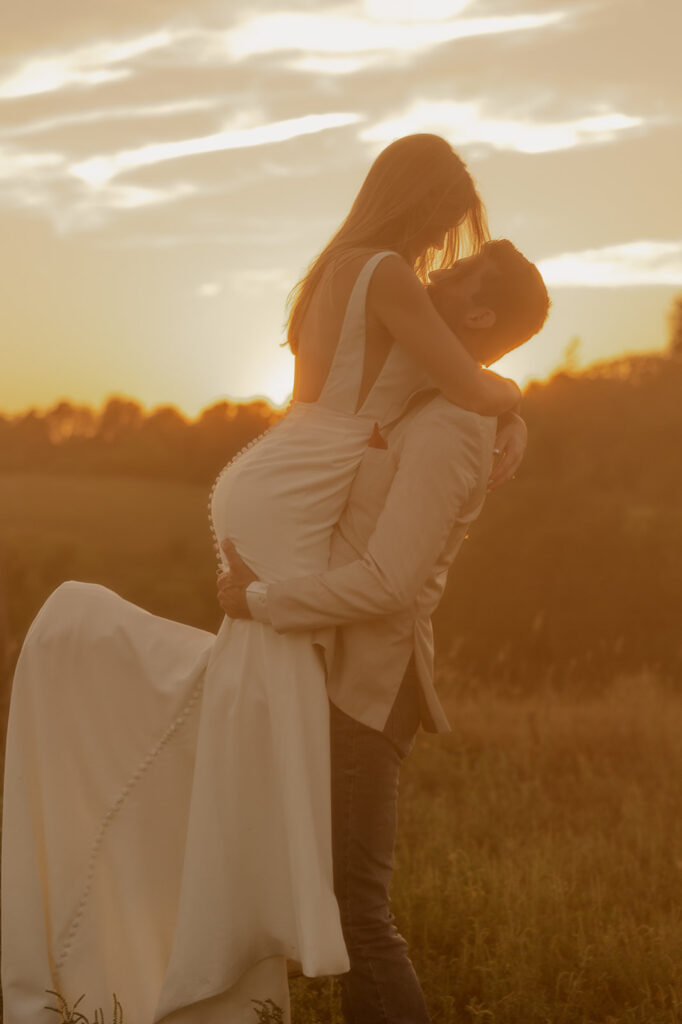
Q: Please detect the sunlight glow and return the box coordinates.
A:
[539,241,682,287]
[70,112,362,186]
[224,10,565,59]
[259,360,295,407]
[363,101,642,153]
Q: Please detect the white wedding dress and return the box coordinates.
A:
[1,251,425,1024]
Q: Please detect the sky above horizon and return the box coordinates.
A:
[1,0,681,416]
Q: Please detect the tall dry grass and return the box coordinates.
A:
[9,677,680,1023]
[293,675,682,1022]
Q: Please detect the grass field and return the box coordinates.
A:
[287,676,682,1023]
[2,475,681,1022]
[0,472,220,636]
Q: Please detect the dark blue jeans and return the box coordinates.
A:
[330,661,431,1024]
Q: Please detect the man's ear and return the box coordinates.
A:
[463,306,496,330]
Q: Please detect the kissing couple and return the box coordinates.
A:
[2,133,549,1024]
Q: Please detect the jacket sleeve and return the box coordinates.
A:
[267,413,490,632]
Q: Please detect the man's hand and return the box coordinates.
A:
[216,538,259,619]
[488,412,528,490]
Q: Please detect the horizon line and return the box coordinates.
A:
[0,343,673,423]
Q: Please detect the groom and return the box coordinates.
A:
[218,239,549,1023]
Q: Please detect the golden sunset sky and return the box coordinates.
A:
[2,0,681,416]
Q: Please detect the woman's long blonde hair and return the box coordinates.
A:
[285,134,488,353]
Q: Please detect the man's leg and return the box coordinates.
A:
[330,661,431,1024]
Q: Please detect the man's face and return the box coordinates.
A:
[427,255,510,366]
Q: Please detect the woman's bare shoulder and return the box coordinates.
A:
[369,253,431,314]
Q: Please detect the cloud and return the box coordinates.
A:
[0,1,669,243]
[0,145,65,181]
[0,30,176,99]
[70,112,363,186]
[289,55,378,76]
[222,8,565,59]
[364,0,474,20]
[363,100,643,154]
[538,240,682,287]
[92,180,196,212]
[0,2,563,106]
[0,139,197,231]
[197,282,223,298]
[2,98,225,139]
[0,104,359,230]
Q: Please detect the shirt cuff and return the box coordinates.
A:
[246,581,271,624]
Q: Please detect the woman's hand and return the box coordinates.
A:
[369,255,521,417]
[487,412,528,490]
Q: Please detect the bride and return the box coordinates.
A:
[1,134,520,1024]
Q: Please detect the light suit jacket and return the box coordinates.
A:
[266,392,497,734]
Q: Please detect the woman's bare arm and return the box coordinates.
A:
[369,254,520,416]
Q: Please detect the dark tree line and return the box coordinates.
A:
[0,397,280,483]
[434,350,682,684]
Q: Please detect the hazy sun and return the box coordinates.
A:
[261,358,295,408]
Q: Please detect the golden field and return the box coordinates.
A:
[1,468,681,1022]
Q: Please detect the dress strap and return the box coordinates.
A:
[317,250,397,412]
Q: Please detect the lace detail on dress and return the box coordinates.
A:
[53,678,205,975]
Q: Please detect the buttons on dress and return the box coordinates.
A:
[207,409,291,569]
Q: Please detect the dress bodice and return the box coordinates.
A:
[313,250,429,423]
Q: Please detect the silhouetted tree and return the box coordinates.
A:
[190,400,279,482]
[0,413,10,452]
[97,397,144,443]
[45,401,97,443]
[10,411,50,469]
[667,294,682,358]
[136,406,190,477]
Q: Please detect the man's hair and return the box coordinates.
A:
[476,239,550,350]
